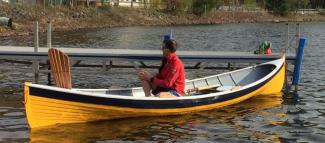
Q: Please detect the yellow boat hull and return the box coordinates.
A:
[24,57,285,129]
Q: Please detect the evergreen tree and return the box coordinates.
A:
[192,0,222,15]
[266,0,289,16]
[288,0,309,11]
[310,0,325,9]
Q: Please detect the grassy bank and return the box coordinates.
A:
[1,4,325,37]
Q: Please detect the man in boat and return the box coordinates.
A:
[138,36,185,98]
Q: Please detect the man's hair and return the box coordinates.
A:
[163,39,177,53]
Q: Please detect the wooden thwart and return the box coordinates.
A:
[186,84,220,95]
[48,48,72,89]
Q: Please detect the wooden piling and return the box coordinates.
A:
[33,21,39,83]
[47,21,52,85]
[47,21,52,49]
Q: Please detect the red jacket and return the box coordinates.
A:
[152,53,185,96]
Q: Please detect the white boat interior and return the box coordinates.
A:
[74,62,277,97]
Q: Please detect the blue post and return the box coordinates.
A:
[292,37,306,90]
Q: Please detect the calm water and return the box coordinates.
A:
[0,22,325,142]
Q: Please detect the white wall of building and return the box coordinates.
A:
[115,0,147,8]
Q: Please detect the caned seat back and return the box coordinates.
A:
[48,48,72,89]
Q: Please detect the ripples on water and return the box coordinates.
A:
[0,22,325,142]
[0,97,28,142]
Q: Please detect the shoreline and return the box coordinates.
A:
[1,5,325,37]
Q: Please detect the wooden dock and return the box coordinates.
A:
[0,46,296,63]
[0,46,296,83]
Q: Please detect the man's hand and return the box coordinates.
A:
[138,69,153,81]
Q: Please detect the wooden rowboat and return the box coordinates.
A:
[24,56,285,129]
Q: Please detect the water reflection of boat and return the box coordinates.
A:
[24,55,285,129]
[29,94,284,143]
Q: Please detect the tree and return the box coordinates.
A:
[144,0,147,9]
[115,0,119,6]
[68,0,74,9]
[266,0,289,16]
[177,0,193,13]
[150,0,162,10]
[166,0,176,11]
[244,0,257,11]
[310,0,325,9]
[164,0,192,13]
[257,0,266,8]
[288,0,309,11]
[192,0,222,15]
[163,0,223,15]
[131,0,134,8]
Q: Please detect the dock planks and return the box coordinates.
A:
[0,46,296,63]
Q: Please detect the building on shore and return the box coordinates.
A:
[6,0,63,6]
[5,0,101,7]
[3,0,151,8]
[105,0,152,8]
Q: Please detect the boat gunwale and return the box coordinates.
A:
[27,57,284,101]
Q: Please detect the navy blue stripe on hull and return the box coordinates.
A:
[29,64,283,109]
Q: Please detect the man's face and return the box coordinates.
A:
[162,43,169,57]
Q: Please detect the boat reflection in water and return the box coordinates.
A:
[29,93,286,143]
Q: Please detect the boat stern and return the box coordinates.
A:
[259,55,286,95]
